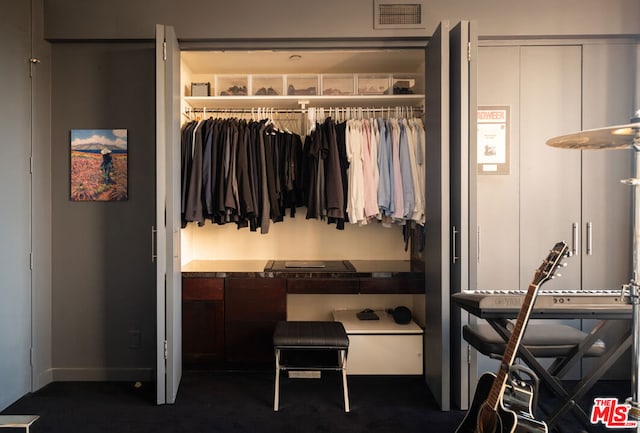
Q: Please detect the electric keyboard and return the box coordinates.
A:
[452,289,631,319]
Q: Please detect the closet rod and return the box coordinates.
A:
[185,107,424,114]
[185,107,306,114]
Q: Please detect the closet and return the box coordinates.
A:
[156,22,478,410]
[179,49,429,364]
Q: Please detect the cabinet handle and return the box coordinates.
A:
[452,226,459,264]
[477,226,481,264]
[571,222,579,257]
[151,226,157,262]
[586,221,593,256]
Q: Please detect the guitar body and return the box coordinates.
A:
[456,373,548,433]
[456,242,568,433]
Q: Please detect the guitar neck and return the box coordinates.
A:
[485,281,540,411]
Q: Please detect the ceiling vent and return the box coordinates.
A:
[374,0,425,29]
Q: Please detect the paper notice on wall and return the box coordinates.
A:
[477,107,510,174]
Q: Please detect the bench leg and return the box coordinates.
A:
[340,349,350,412]
[274,348,281,411]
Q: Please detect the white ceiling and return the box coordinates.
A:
[181,49,425,75]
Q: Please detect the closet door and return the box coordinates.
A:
[0,0,32,411]
[424,20,451,411]
[449,20,478,411]
[155,24,182,405]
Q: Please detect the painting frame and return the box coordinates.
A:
[70,129,128,201]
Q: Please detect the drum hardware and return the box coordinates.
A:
[546,110,640,420]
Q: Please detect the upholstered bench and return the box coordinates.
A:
[273,321,350,412]
[463,323,606,360]
[464,322,606,391]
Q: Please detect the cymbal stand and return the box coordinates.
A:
[622,113,640,421]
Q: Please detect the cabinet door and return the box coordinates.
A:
[423,20,451,411]
[520,45,582,291]
[450,20,478,411]
[182,278,225,368]
[581,42,635,379]
[477,45,520,290]
[581,43,635,290]
[156,24,182,405]
[225,278,286,364]
[476,45,584,290]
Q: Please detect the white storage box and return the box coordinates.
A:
[286,75,318,96]
[357,74,390,95]
[322,74,355,96]
[391,74,417,95]
[216,75,248,96]
[333,309,423,375]
[252,75,283,96]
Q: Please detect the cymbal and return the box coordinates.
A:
[546,122,640,150]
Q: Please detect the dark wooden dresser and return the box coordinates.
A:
[182,260,424,369]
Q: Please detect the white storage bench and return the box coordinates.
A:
[332,309,423,375]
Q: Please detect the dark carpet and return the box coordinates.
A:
[1,371,635,433]
[3,371,464,433]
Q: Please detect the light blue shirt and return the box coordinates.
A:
[377,118,393,215]
[398,120,414,219]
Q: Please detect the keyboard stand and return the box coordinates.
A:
[482,317,632,432]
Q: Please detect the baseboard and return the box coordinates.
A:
[51,368,153,382]
[34,368,53,391]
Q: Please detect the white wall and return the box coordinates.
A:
[43,0,640,40]
[181,218,410,262]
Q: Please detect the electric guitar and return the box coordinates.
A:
[455,241,570,433]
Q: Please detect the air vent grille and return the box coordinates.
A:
[374,1,424,29]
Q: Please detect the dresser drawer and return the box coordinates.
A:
[182,277,224,301]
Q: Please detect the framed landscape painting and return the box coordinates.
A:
[70,129,128,201]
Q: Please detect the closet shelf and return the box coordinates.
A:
[184,94,424,110]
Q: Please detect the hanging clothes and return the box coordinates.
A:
[377,116,393,218]
[324,117,344,221]
[180,116,305,234]
[303,123,324,220]
[346,118,365,224]
[362,118,379,219]
[180,107,426,245]
[389,118,405,221]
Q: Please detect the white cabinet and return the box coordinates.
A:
[333,310,423,375]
